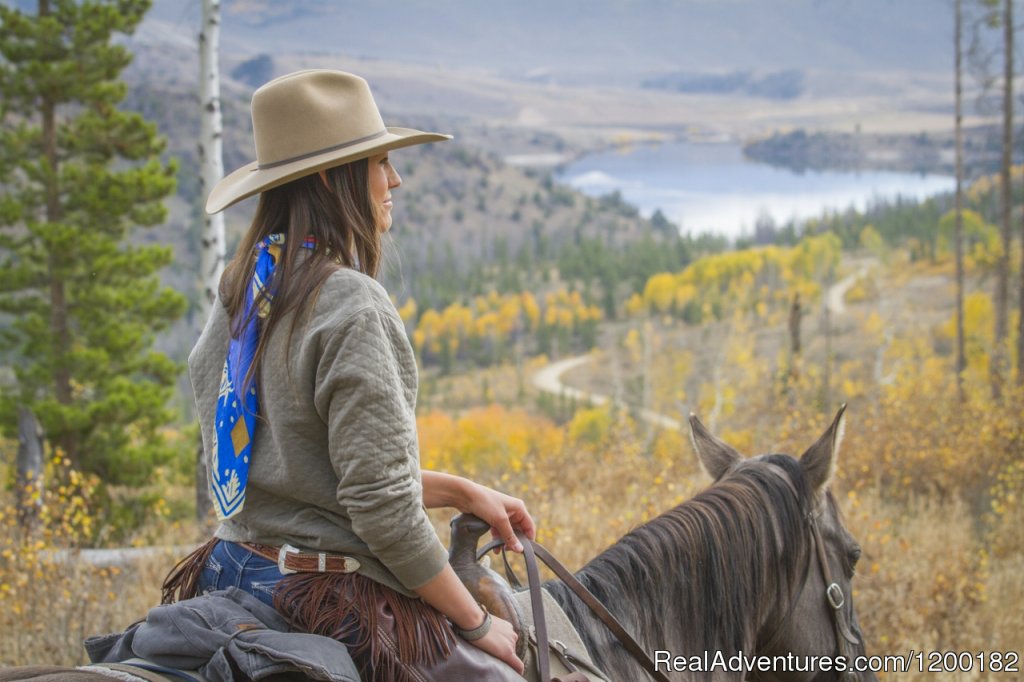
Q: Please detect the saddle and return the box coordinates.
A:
[449,514,670,682]
[448,513,596,682]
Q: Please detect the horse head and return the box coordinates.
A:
[689,405,876,682]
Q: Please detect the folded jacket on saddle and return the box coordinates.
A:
[84,586,359,682]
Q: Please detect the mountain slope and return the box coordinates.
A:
[143,0,951,84]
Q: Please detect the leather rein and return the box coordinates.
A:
[477,534,672,682]
[485,517,861,682]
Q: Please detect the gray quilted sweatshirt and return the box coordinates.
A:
[189,268,448,597]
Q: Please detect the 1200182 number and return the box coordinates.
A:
[921,651,1019,673]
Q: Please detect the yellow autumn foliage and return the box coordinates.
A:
[634,233,839,321]
[396,297,418,325]
[0,455,184,666]
[410,287,602,367]
[417,405,564,476]
[940,291,995,374]
[566,405,614,446]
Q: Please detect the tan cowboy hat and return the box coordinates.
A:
[206,69,451,213]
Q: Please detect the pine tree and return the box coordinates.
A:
[0,0,185,482]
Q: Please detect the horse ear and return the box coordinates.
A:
[800,404,847,496]
[688,413,742,480]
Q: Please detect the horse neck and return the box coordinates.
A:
[545,474,810,680]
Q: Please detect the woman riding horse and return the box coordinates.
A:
[164,69,535,681]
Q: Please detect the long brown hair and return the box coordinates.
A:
[219,158,382,389]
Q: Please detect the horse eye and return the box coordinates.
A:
[848,545,862,564]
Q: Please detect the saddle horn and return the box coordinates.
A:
[448,513,529,661]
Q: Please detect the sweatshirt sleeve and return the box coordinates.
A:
[313,302,448,591]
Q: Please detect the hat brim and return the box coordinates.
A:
[206,126,452,214]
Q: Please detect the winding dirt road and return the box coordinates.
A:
[531,265,868,429]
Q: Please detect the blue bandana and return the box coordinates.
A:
[211,233,315,520]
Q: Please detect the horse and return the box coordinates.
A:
[528,406,875,681]
[1,408,874,682]
[450,406,874,681]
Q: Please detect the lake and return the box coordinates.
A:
[556,141,955,239]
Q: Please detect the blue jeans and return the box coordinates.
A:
[197,540,285,608]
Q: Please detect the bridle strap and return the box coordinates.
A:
[810,521,860,645]
[756,517,861,681]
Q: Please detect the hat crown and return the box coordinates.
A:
[206,68,449,214]
[251,70,386,167]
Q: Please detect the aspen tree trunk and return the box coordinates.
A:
[196,0,226,525]
[992,0,1013,399]
[954,0,967,402]
[199,0,226,314]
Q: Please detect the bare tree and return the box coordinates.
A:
[788,292,801,357]
[781,290,802,402]
[955,0,968,402]
[991,0,1013,399]
[196,0,226,525]
[1019,175,1024,386]
[16,407,44,530]
[821,287,832,407]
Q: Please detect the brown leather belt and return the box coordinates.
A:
[241,542,361,575]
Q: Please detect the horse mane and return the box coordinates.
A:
[546,454,815,679]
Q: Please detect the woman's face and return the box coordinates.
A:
[367,152,402,232]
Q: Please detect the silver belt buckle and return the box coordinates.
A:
[278,543,299,575]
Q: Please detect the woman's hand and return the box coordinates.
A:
[461,480,536,554]
[466,612,523,674]
[421,471,536,553]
